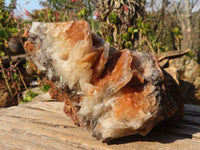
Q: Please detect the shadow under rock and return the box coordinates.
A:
[107,120,198,145]
[179,80,200,105]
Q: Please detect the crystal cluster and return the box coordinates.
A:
[24,21,184,142]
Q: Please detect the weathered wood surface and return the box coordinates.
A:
[0,95,200,150]
[157,49,191,62]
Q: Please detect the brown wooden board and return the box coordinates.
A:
[0,98,200,150]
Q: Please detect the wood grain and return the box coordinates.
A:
[0,97,199,150]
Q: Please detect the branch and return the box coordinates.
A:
[0,57,14,97]
[172,0,185,29]
[1,54,26,66]
[157,49,191,62]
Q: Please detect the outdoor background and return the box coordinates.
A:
[0,0,200,107]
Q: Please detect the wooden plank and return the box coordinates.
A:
[0,99,200,150]
[20,100,66,116]
[1,106,70,127]
[183,114,200,126]
[0,102,112,150]
[155,122,200,139]
[184,104,200,115]
[109,131,200,150]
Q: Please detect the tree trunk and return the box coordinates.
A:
[181,0,192,50]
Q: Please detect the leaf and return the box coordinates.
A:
[122,32,130,41]
[13,73,19,82]
[40,84,50,93]
[23,62,28,68]
[178,35,182,39]
[0,29,8,40]
[109,12,118,25]
[124,41,132,48]
[172,27,181,36]
[78,8,87,18]
[186,51,195,58]
[105,36,113,43]
[128,26,134,34]
[0,51,5,57]
[27,90,39,98]
[25,95,32,102]
[133,29,139,33]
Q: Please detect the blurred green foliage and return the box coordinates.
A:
[31,9,68,22]
[40,84,50,93]
[36,0,95,30]
[0,0,199,105]
[109,12,118,25]
[172,27,182,51]
[186,50,195,58]
[0,0,18,51]
[20,90,39,103]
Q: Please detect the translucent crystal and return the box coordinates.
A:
[24,21,184,142]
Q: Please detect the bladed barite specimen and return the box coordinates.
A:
[24,21,184,142]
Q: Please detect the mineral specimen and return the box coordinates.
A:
[24,21,184,142]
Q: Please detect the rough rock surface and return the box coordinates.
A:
[160,55,200,105]
[24,21,184,142]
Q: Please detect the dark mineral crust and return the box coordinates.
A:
[24,21,184,142]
